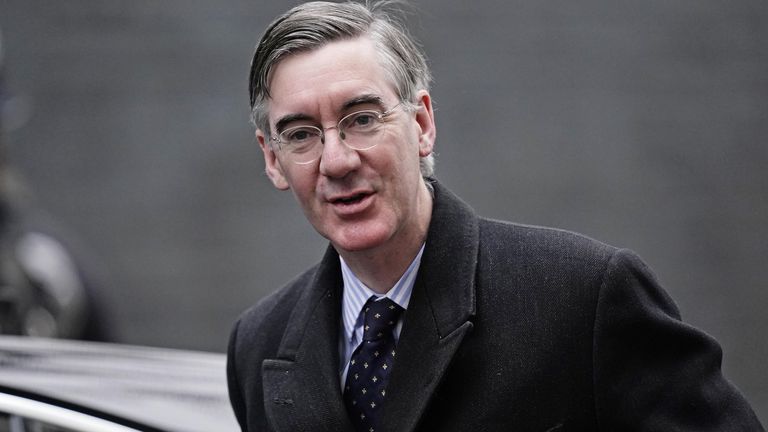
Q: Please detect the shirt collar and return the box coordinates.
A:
[340,243,425,344]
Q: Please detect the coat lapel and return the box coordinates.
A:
[379,182,479,432]
[261,246,355,432]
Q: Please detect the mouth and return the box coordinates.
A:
[332,193,368,206]
[327,191,375,215]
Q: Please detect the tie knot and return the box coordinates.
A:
[362,297,403,341]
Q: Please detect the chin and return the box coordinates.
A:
[323,221,395,254]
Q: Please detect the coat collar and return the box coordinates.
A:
[262,181,479,432]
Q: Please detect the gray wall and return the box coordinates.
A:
[2,0,766,422]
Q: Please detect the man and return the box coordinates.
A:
[227,2,764,431]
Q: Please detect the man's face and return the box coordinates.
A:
[257,37,436,256]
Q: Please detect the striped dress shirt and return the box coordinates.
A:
[338,244,425,387]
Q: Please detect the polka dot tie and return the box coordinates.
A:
[343,297,404,432]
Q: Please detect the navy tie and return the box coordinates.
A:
[343,297,404,432]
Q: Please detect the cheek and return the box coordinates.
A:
[281,167,318,203]
[380,128,420,164]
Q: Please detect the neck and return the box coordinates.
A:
[337,181,433,294]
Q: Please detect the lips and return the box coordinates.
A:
[327,191,374,215]
[332,193,367,205]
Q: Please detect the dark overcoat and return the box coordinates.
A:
[227,181,763,431]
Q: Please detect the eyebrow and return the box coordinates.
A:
[274,113,314,134]
[273,94,387,133]
[341,94,385,111]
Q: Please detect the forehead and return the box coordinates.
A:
[267,38,396,120]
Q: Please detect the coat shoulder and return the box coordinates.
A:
[478,218,618,271]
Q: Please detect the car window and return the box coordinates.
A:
[1,412,79,432]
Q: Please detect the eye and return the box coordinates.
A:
[282,126,320,144]
[342,111,380,131]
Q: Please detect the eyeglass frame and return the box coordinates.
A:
[269,101,406,165]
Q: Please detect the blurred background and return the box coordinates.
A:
[1,0,766,422]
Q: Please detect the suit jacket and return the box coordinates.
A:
[227,181,763,431]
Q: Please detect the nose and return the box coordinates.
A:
[318,127,360,178]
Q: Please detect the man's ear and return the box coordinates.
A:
[413,90,436,157]
[257,129,290,190]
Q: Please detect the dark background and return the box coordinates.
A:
[1,0,766,423]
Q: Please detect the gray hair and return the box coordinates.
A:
[249,1,434,178]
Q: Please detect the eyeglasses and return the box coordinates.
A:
[270,102,404,164]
